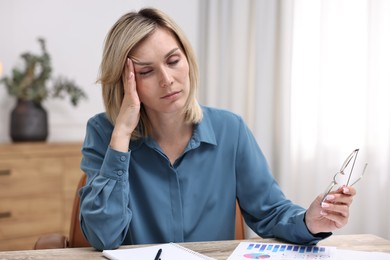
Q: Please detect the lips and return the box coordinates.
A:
[161,90,182,99]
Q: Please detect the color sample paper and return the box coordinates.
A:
[227,242,336,259]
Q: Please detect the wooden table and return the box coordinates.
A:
[0,234,388,260]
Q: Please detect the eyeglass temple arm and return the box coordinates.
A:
[349,163,368,186]
[346,149,359,186]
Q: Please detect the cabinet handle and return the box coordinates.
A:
[0,211,11,219]
[0,169,11,176]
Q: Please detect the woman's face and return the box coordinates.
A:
[131,28,190,118]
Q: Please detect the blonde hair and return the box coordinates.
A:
[98,8,203,140]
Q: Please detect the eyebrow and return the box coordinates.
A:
[130,47,180,66]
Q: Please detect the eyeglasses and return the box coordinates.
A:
[321,149,368,204]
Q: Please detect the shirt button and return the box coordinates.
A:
[120,156,126,162]
[117,170,124,176]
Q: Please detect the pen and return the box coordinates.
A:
[154,248,162,260]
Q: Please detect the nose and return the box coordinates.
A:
[159,67,173,87]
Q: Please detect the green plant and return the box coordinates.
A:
[0,38,87,106]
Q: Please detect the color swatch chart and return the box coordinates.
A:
[227,242,336,259]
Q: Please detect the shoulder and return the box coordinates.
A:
[199,105,248,141]
[85,112,114,139]
[201,105,244,126]
[201,105,243,121]
[87,112,113,127]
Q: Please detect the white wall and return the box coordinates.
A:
[0,0,199,143]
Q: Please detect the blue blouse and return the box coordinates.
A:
[79,106,329,250]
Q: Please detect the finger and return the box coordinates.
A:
[320,202,350,229]
[123,58,136,94]
[321,200,350,218]
[323,194,353,207]
[334,185,356,196]
[329,186,356,206]
[342,185,356,196]
[321,209,349,228]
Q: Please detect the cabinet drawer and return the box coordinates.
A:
[0,195,62,240]
[0,142,83,250]
[0,235,38,251]
[0,158,62,198]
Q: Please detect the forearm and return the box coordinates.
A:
[270,208,331,245]
[245,200,331,245]
[80,147,132,250]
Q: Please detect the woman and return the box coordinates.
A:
[79,8,356,251]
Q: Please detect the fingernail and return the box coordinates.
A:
[326,194,335,201]
[321,202,330,208]
[343,187,350,193]
[320,210,328,216]
[130,72,134,78]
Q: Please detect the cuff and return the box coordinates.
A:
[300,211,332,244]
[100,146,130,181]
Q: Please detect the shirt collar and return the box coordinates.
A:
[192,111,217,146]
[129,109,217,151]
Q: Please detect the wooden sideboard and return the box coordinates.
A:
[0,142,84,251]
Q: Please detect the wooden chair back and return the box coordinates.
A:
[68,174,90,247]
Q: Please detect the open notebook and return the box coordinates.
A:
[102,242,216,260]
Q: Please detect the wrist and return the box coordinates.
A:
[304,212,319,235]
[110,130,131,152]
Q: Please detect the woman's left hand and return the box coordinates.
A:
[305,186,356,234]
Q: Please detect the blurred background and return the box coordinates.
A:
[0,0,389,242]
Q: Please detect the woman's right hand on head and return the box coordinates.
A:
[110,58,141,152]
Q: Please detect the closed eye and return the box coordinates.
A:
[137,66,154,76]
[139,70,153,76]
[168,59,179,66]
[167,53,181,66]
